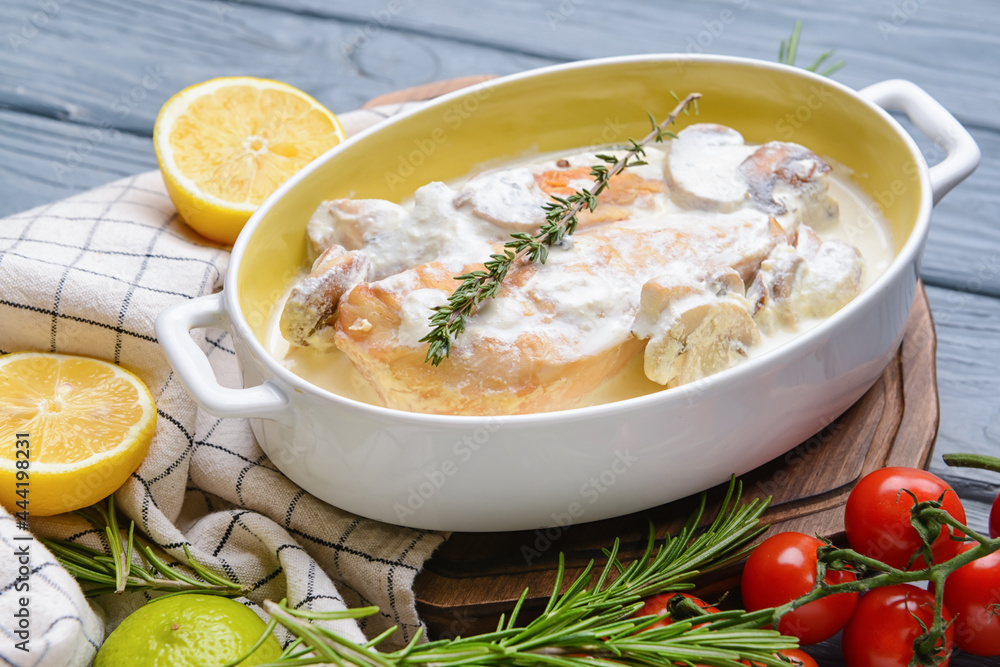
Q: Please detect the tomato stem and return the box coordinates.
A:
[921,572,949,665]
[768,506,1000,667]
[935,508,990,546]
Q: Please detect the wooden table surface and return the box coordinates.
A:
[2,1,997,663]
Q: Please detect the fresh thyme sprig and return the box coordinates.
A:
[779,20,845,77]
[40,494,244,598]
[419,91,702,366]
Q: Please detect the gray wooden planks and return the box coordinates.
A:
[7,0,996,130]
[918,126,1000,298]
[0,109,158,214]
[928,284,1000,484]
[259,0,1000,128]
[0,0,550,210]
[0,0,550,131]
[2,0,997,296]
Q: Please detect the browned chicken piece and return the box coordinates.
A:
[665,124,754,212]
[534,166,665,226]
[282,125,855,415]
[335,210,781,415]
[279,245,373,350]
[632,267,760,387]
[726,216,790,284]
[746,245,802,333]
[738,142,839,230]
[337,261,646,415]
[748,225,864,334]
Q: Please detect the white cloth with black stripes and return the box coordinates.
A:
[0,103,446,666]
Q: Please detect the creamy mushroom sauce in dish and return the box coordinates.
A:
[267,123,894,416]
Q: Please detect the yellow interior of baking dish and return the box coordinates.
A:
[237,57,923,344]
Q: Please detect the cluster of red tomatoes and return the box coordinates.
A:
[641,467,1000,666]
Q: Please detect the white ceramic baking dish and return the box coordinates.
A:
[156,55,979,531]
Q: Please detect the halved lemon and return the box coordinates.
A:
[0,353,156,516]
[154,77,345,245]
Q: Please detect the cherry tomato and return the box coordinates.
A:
[990,492,1000,539]
[635,592,719,629]
[740,532,858,644]
[742,649,818,667]
[841,584,953,667]
[845,467,967,570]
[943,543,1000,656]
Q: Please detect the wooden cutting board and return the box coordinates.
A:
[360,78,939,639]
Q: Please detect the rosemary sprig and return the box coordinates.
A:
[419,92,701,366]
[248,476,1000,667]
[779,20,845,77]
[40,494,244,598]
[233,479,795,667]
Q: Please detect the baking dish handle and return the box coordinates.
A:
[859,79,980,205]
[156,292,290,422]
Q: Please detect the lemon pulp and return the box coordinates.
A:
[0,352,156,516]
[154,77,345,245]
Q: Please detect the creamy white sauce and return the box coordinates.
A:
[398,289,449,348]
[267,317,384,406]
[267,143,895,410]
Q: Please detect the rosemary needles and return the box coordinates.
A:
[779,20,845,77]
[41,494,244,598]
[420,91,701,366]
[250,478,791,667]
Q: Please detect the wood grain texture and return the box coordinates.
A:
[0,109,159,215]
[362,75,499,107]
[0,0,549,130]
[895,122,1000,297]
[414,286,938,637]
[926,285,1000,486]
[0,0,549,208]
[261,0,1000,128]
[1,0,997,297]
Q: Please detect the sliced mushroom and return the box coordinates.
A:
[748,225,864,334]
[632,267,760,387]
[454,167,550,232]
[792,227,864,318]
[665,124,755,213]
[280,245,374,349]
[738,142,839,231]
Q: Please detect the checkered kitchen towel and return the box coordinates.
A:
[0,103,446,666]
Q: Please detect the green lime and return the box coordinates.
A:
[94,593,282,666]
